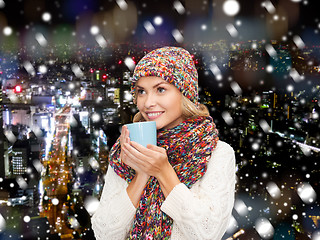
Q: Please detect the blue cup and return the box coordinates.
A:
[125,121,157,147]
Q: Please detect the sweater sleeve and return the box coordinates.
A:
[161,141,236,240]
[91,165,136,240]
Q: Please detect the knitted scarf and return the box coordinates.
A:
[109,116,219,239]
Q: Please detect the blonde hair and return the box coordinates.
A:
[133,95,209,123]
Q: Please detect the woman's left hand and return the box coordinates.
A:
[123,141,181,198]
[122,141,170,179]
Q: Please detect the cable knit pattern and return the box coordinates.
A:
[91,140,235,240]
[91,166,136,240]
[161,141,235,239]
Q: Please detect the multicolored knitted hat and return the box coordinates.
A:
[131,46,199,104]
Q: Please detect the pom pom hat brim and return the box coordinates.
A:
[131,46,199,105]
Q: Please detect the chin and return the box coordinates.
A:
[155,122,163,130]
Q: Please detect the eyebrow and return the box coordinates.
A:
[136,82,169,89]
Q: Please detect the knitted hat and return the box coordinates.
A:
[131,46,199,105]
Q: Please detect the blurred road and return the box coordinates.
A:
[39,106,74,239]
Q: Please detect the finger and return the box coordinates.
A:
[122,153,133,167]
[146,144,166,154]
[120,126,130,145]
[121,152,139,170]
[123,143,150,165]
[124,127,130,143]
[121,152,127,163]
[123,142,142,158]
[130,141,166,158]
[130,141,162,157]
[121,125,126,134]
[120,126,126,144]
[126,134,130,144]
[124,126,128,135]
[122,150,146,172]
[121,147,133,163]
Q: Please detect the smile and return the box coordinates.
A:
[146,112,163,120]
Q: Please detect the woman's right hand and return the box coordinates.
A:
[120,125,131,165]
[121,125,150,208]
[120,126,148,177]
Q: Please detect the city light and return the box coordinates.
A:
[14,85,22,93]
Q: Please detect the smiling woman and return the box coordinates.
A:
[135,76,184,130]
[91,46,236,240]
[133,88,210,124]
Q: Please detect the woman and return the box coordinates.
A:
[91,46,236,239]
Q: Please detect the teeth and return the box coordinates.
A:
[147,112,162,117]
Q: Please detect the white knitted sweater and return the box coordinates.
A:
[91,140,236,240]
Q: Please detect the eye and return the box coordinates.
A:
[158,87,166,93]
[137,89,145,95]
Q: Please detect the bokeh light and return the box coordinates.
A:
[223,0,240,16]
[90,25,100,35]
[0,0,5,8]
[153,16,163,26]
[255,217,274,239]
[23,216,31,223]
[297,183,317,204]
[42,12,52,22]
[3,26,12,36]
[52,198,59,205]
[0,214,5,232]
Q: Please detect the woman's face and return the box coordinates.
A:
[136,76,184,130]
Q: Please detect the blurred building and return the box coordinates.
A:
[10,147,28,176]
[0,79,4,178]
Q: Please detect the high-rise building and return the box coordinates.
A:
[11,148,28,176]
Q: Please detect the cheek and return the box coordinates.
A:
[166,96,182,113]
[136,98,143,110]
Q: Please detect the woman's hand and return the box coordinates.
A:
[120,126,150,207]
[120,125,130,162]
[122,141,181,197]
[122,141,168,178]
[120,126,149,177]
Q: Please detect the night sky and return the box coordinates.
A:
[1,0,319,46]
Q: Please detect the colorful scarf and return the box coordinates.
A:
[109,116,219,239]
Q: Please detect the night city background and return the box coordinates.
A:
[0,0,319,239]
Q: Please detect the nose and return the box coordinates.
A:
[144,93,156,109]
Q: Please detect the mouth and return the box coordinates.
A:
[145,111,164,120]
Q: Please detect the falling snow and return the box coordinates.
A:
[0,0,319,239]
